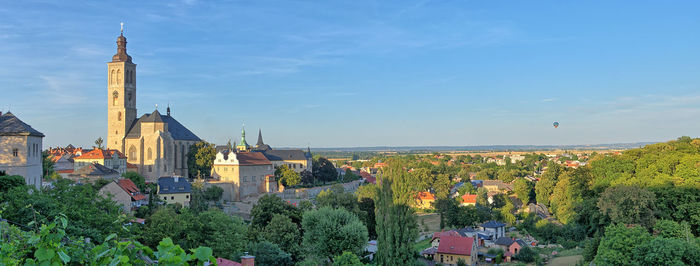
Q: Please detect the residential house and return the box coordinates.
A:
[460,194,477,206]
[216,255,254,266]
[482,180,513,192]
[73,148,128,174]
[157,176,191,206]
[210,150,277,201]
[494,237,528,262]
[359,171,376,184]
[0,111,44,189]
[415,191,436,209]
[67,163,120,183]
[434,235,477,266]
[479,221,506,240]
[99,179,146,213]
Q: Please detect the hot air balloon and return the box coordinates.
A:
[553,122,560,128]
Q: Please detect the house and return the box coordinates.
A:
[73,148,128,174]
[482,180,513,192]
[0,111,44,189]
[434,235,477,266]
[157,176,191,206]
[415,191,436,209]
[215,255,254,266]
[479,221,506,240]
[359,171,376,184]
[460,194,477,206]
[262,149,312,174]
[99,179,146,213]
[67,163,120,183]
[210,150,276,201]
[494,237,528,262]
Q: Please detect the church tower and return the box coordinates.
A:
[107,25,137,153]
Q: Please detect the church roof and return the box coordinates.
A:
[0,112,45,137]
[262,149,310,161]
[74,149,126,160]
[125,110,200,141]
[236,152,272,165]
[70,163,119,177]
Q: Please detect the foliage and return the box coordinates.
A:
[302,206,368,262]
[0,174,25,193]
[513,246,537,263]
[433,173,451,199]
[250,194,302,231]
[186,141,216,179]
[355,183,378,200]
[375,165,419,265]
[41,150,56,178]
[300,169,314,184]
[358,197,377,239]
[630,237,700,265]
[597,185,656,229]
[513,178,534,205]
[549,168,592,224]
[594,224,651,266]
[333,251,365,266]
[313,156,338,182]
[276,165,301,187]
[241,241,293,266]
[534,163,562,207]
[203,185,224,201]
[261,214,302,261]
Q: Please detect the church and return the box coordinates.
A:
[106,30,200,181]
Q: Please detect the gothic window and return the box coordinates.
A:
[111,69,115,84]
[116,69,121,85]
[147,148,152,160]
[129,146,137,160]
[113,91,118,106]
[118,112,122,121]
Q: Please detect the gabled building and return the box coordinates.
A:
[99,179,146,213]
[479,221,506,240]
[434,235,477,266]
[0,111,44,189]
[210,150,276,201]
[73,148,128,174]
[460,194,477,206]
[67,163,120,183]
[157,176,191,206]
[415,191,436,209]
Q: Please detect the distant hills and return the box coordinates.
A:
[303,142,658,153]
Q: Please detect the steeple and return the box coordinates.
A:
[112,23,132,63]
[256,129,265,146]
[237,124,249,151]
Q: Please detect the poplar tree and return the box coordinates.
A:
[375,163,418,265]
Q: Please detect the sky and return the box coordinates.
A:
[1,0,700,148]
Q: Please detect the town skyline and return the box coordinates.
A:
[2,0,700,148]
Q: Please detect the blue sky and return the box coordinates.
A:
[1,0,700,148]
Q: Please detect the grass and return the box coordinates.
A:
[416,213,441,234]
[415,238,433,253]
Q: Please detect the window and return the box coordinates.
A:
[252,176,256,182]
[171,196,174,200]
[116,69,121,84]
[148,165,152,172]
[118,112,122,121]
[186,195,189,199]
[12,148,18,157]
[163,197,167,200]
[129,146,136,159]
[164,164,167,172]
[147,148,152,160]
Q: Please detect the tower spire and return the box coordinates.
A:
[256,128,265,146]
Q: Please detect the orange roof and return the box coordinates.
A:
[416,191,435,201]
[374,162,387,168]
[117,179,146,201]
[57,169,74,174]
[437,235,475,256]
[126,162,138,169]
[461,194,477,204]
[74,149,126,160]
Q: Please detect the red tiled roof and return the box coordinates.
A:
[437,235,474,256]
[57,169,74,174]
[216,258,242,266]
[432,230,461,242]
[74,149,126,160]
[461,194,477,204]
[117,179,146,201]
[235,152,271,165]
[416,191,435,201]
[126,162,138,169]
[360,172,376,184]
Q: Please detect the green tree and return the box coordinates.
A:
[535,163,562,207]
[261,214,302,261]
[41,150,56,178]
[433,173,451,199]
[513,246,537,263]
[355,183,378,200]
[333,251,365,266]
[375,167,418,265]
[476,187,489,207]
[276,165,301,187]
[250,194,302,231]
[513,178,534,205]
[302,207,368,262]
[186,141,216,179]
[202,185,224,201]
[313,156,338,182]
[631,237,700,265]
[0,175,25,193]
[594,224,651,266]
[241,241,293,266]
[597,185,656,229]
[94,137,103,149]
[300,169,314,184]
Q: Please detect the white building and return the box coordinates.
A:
[0,112,44,189]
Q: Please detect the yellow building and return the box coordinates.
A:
[434,235,477,266]
[415,191,436,209]
[210,150,276,201]
[157,176,191,206]
[251,129,313,173]
[105,30,200,182]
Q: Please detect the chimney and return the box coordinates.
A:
[174,176,179,182]
[241,254,255,266]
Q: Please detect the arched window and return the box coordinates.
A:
[129,146,137,160]
[110,69,115,84]
[113,91,118,106]
[147,148,152,160]
[116,69,121,85]
[118,112,122,121]
[174,144,178,168]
